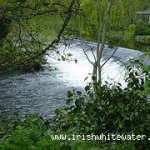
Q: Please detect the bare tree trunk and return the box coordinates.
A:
[80,0,125,98]
[96,21,101,84]
[98,20,106,84]
[96,0,112,85]
[96,0,107,85]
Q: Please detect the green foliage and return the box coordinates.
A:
[0,0,71,72]
[124,24,137,48]
[0,62,150,149]
[51,63,150,149]
[0,2,12,45]
[122,0,139,24]
[135,23,150,36]
[0,115,136,150]
[106,31,124,47]
[0,45,46,72]
[0,0,150,72]
[137,0,150,10]
[0,114,60,150]
[0,46,21,70]
[0,0,150,149]
[110,0,126,29]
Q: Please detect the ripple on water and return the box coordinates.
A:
[0,41,143,120]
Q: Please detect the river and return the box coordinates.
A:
[0,40,143,120]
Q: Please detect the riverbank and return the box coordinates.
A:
[0,40,144,121]
[0,67,150,149]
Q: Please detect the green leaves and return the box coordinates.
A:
[51,61,150,149]
[66,90,74,105]
[1,65,150,149]
[85,85,90,92]
[67,90,73,98]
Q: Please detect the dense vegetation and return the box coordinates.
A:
[0,62,150,149]
[0,0,150,71]
[0,0,150,149]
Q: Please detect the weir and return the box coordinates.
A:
[0,40,143,120]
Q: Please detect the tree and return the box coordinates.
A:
[0,0,78,71]
[0,0,149,72]
[77,0,123,87]
[74,0,148,88]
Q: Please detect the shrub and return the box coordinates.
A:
[51,62,150,149]
[135,23,150,36]
[0,61,150,150]
[124,24,137,48]
[0,45,46,72]
[0,114,60,150]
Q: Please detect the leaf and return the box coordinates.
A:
[54,108,61,115]
[75,99,81,108]
[92,75,97,81]
[118,120,124,129]
[67,90,73,98]
[76,91,82,96]
[85,85,90,91]
[66,98,73,105]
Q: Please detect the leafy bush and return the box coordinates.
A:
[0,45,46,72]
[0,61,150,150]
[51,63,150,149]
[0,114,60,150]
[0,115,136,150]
[124,24,137,48]
[135,23,150,36]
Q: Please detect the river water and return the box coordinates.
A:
[0,40,142,120]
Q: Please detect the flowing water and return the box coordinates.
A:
[0,40,143,120]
